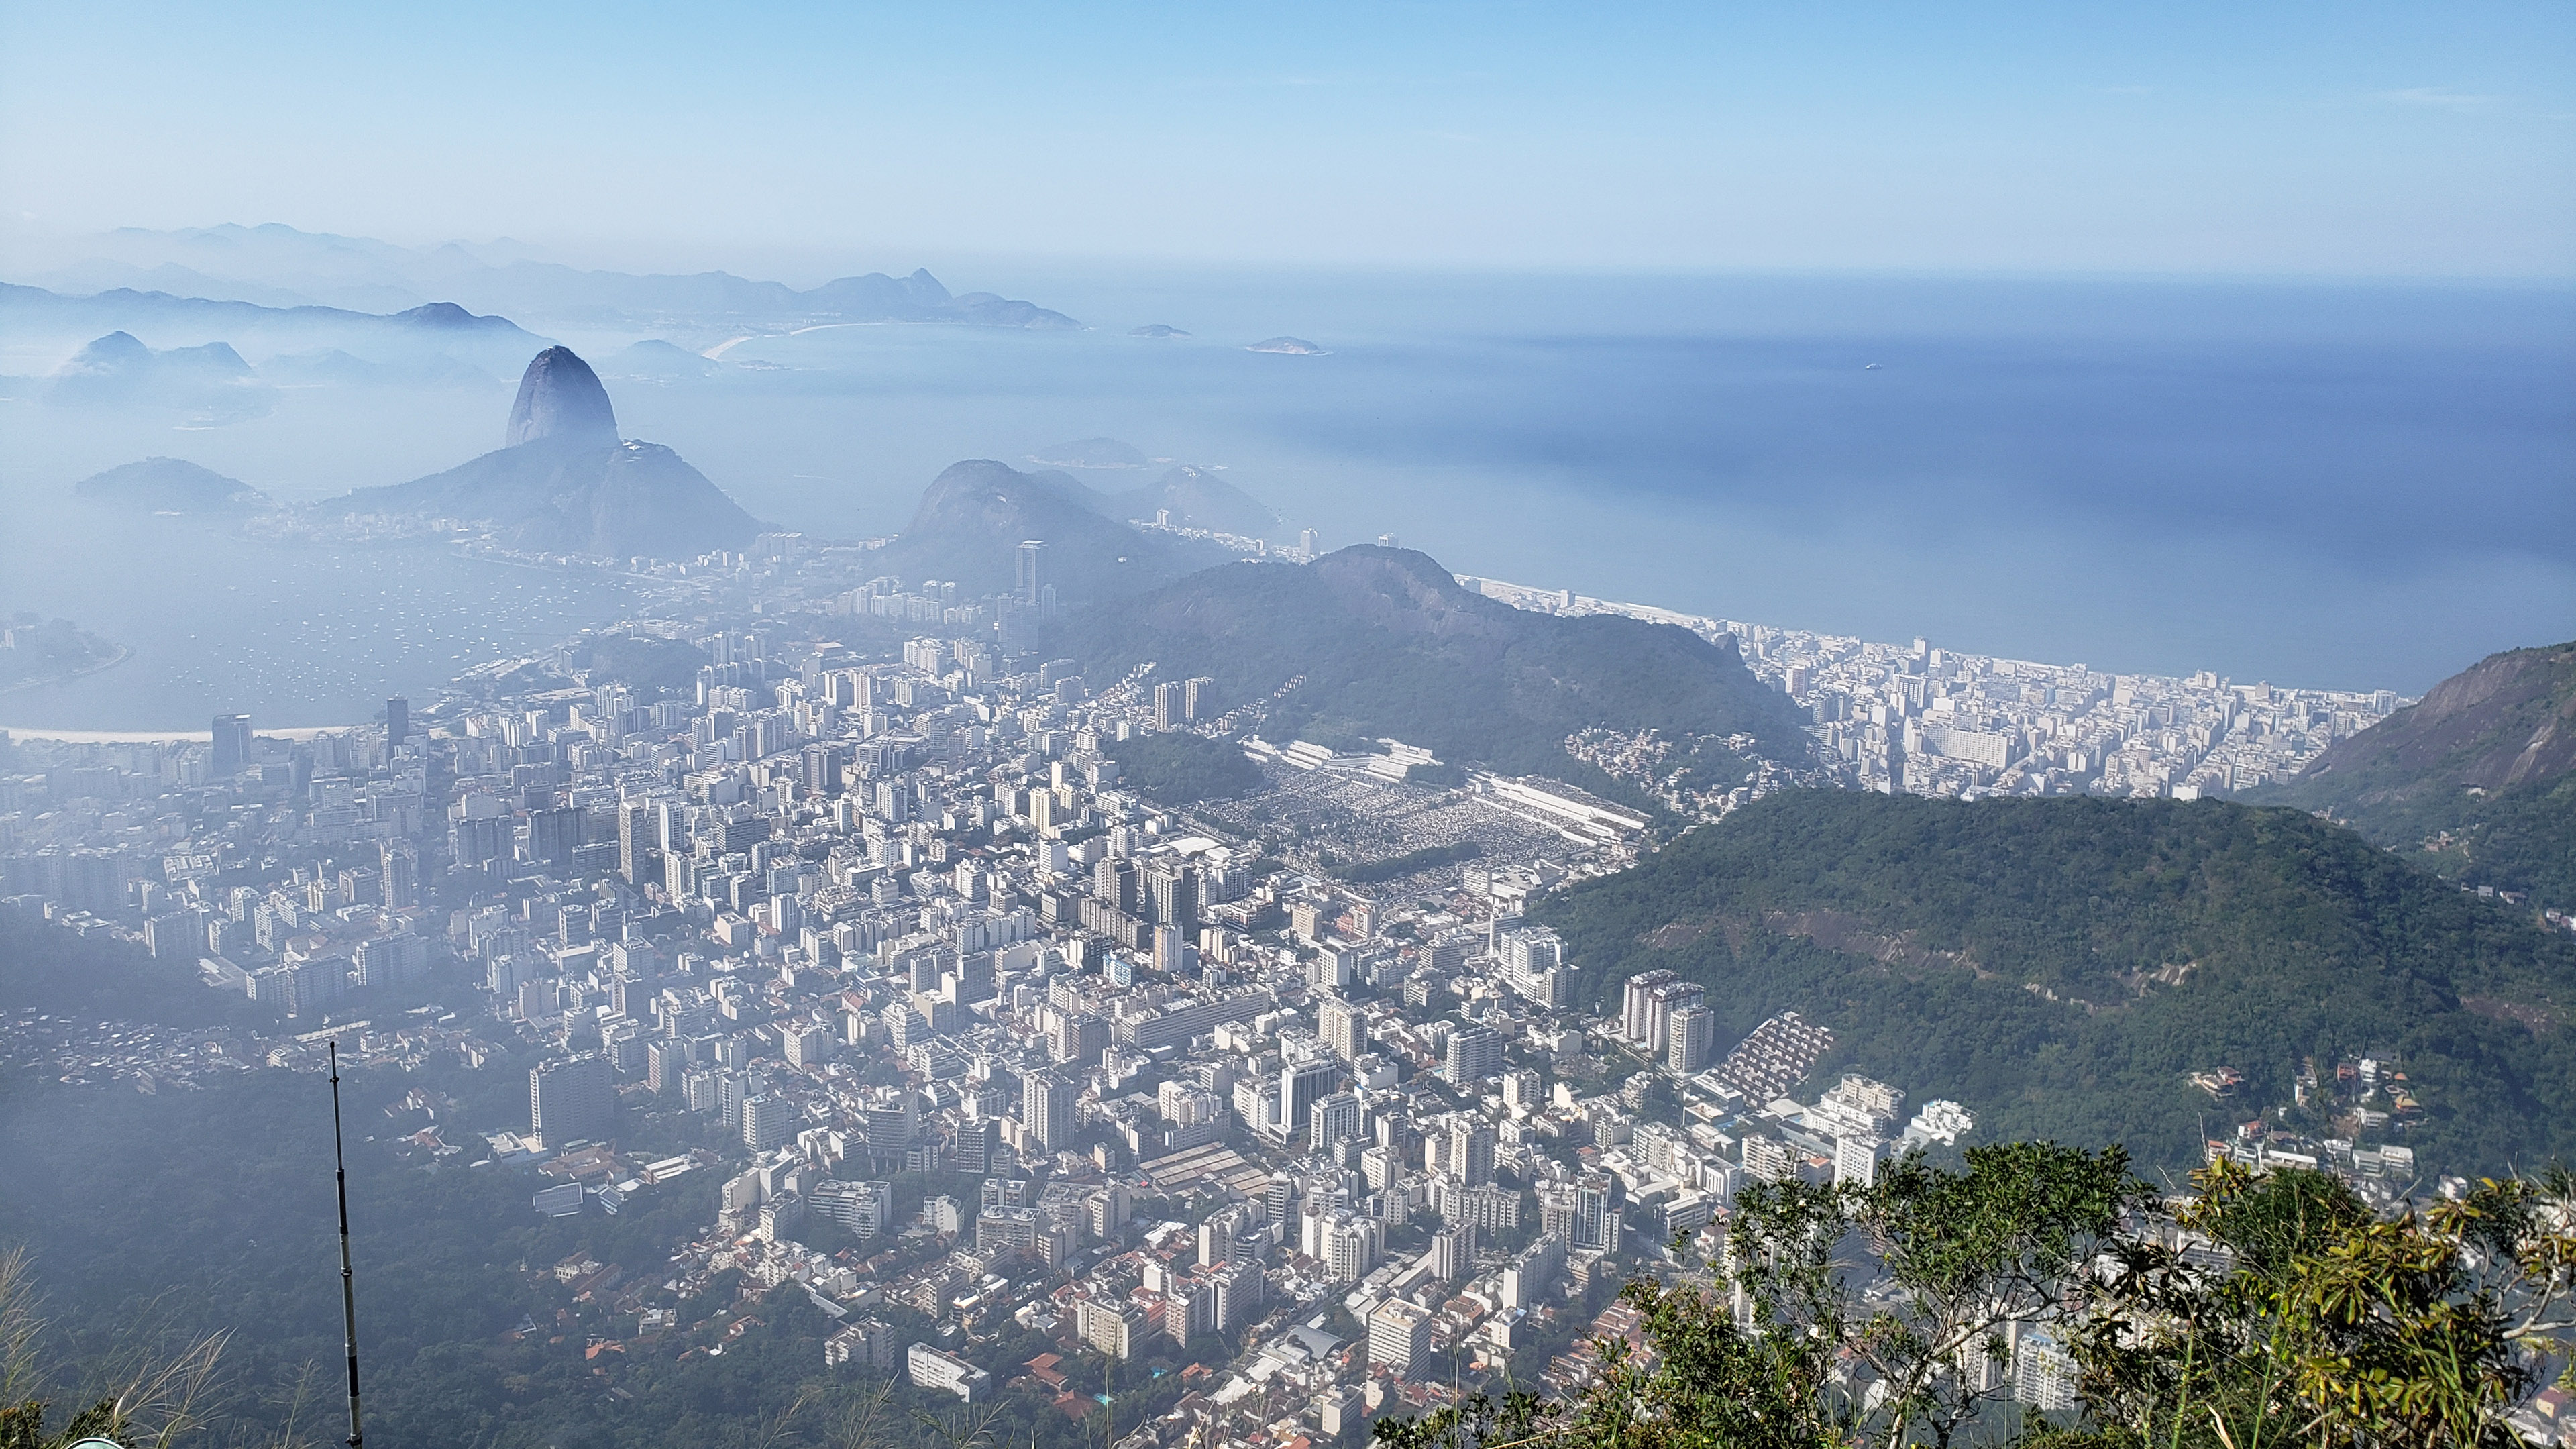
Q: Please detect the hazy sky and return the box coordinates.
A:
[3,1,2571,278]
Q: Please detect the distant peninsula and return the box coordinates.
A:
[1246,335,1328,355]
[0,614,126,692]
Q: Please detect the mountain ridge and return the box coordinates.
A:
[2259,639,2576,911]
[13,223,1081,328]
[1053,545,1813,779]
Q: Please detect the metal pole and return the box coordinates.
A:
[329,1040,365,1449]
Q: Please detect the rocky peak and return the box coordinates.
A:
[504,346,618,449]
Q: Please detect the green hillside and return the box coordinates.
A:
[1053,545,1811,786]
[1536,791,2576,1175]
[2260,639,2576,913]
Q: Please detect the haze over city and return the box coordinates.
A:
[2,7,2574,1449]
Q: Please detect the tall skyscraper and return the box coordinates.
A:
[1023,1069,1075,1151]
[1318,996,1366,1062]
[1310,1091,1362,1151]
[1016,539,1046,603]
[1445,1120,1498,1186]
[618,802,656,884]
[1146,865,1199,934]
[211,714,252,777]
[1368,1298,1430,1374]
[1443,1026,1503,1085]
[378,842,419,912]
[529,1054,614,1145]
[1666,1003,1717,1074]
[742,1093,792,1150]
[530,807,583,873]
[385,696,409,749]
[1276,1057,1338,1136]
[1621,970,1680,1046]
[1154,680,1185,731]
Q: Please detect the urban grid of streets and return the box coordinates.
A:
[0,527,2446,1443]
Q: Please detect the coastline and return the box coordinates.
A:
[0,642,134,697]
[0,721,355,744]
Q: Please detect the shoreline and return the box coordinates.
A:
[0,642,135,696]
[0,721,356,744]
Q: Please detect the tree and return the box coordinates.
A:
[0,1248,227,1449]
[2068,1161,2576,1448]
[1377,1143,2139,1449]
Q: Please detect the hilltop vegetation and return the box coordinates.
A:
[1104,730,1266,805]
[2261,638,2576,912]
[1536,790,2576,1175]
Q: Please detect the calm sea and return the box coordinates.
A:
[3,268,2569,727]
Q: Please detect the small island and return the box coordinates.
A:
[72,457,271,514]
[1246,335,1329,355]
[1029,437,1150,469]
[1128,324,1190,338]
[0,614,126,692]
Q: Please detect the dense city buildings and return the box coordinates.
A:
[0,533,2483,1449]
[1466,576,2405,813]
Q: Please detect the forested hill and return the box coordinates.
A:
[1053,545,1812,780]
[1536,791,2576,1176]
[2259,638,2576,912]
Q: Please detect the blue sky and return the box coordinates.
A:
[3,1,2570,276]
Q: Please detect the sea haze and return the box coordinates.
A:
[1,268,2568,729]
[626,268,2576,692]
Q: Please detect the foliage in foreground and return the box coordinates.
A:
[1377,1146,2576,1449]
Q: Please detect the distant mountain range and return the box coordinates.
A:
[8,223,1079,329]
[42,329,272,420]
[2259,639,2576,910]
[1,284,545,384]
[325,346,761,559]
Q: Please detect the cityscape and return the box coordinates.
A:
[0,521,2510,1447]
[3,5,2571,1445]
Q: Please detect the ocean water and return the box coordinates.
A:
[619,270,2576,692]
[2,269,2569,729]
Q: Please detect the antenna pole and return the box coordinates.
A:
[329,1040,365,1449]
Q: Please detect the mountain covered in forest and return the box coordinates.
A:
[1538,790,2576,1176]
[1053,545,1813,780]
[2259,638,2576,911]
[325,346,760,558]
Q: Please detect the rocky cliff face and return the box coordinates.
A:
[2261,640,2576,910]
[2296,641,2576,801]
[503,345,619,448]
